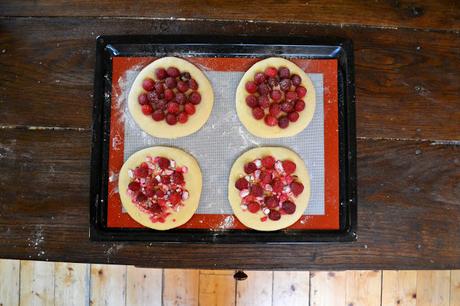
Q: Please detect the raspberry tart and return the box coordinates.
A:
[236,57,316,138]
[128,57,214,139]
[228,147,310,231]
[118,147,202,230]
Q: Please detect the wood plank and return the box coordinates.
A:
[126,266,162,306]
[0,1,459,31]
[90,264,126,306]
[199,270,235,306]
[416,270,450,306]
[273,271,309,306]
[163,269,199,306]
[451,270,460,306]
[19,261,55,306]
[1,18,460,141]
[54,262,89,306]
[310,271,346,306]
[236,271,272,306]
[0,128,460,269]
[0,259,20,306]
[382,271,417,306]
[345,270,382,306]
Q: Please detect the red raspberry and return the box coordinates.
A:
[157,157,170,169]
[166,67,180,78]
[257,83,270,96]
[150,203,162,214]
[258,95,270,109]
[282,201,296,214]
[175,92,186,104]
[155,189,165,198]
[169,192,181,204]
[177,81,189,93]
[280,79,292,91]
[264,67,278,78]
[272,179,284,193]
[245,81,257,93]
[161,175,170,184]
[154,83,164,94]
[142,78,155,91]
[167,102,180,114]
[295,100,305,111]
[264,196,279,209]
[296,86,307,98]
[278,67,290,79]
[138,93,149,105]
[141,104,153,115]
[164,89,175,101]
[291,74,301,86]
[268,210,281,221]
[264,115,278,126]
[278,116,289,129]
[189,79,199,90]
[269,104,281,117]
[285,91,298,102]
[270,90,282,101]
[147,91,158,103]
[171,172,184,184]
[235,177,249,190]
[260,171,272,184]
[165,77,177,89]
[282,160,296,174]
[177,112,188,123]
[244,162,257,174]
[136,193,147,203]
[165,113,177,125]
[288,111,300,122]
[254,72,266,84]
[189,92,201,105]
[155,68,167,80]
[247,201,261,213]
[262,156,275,169]
[184,103,196,115]
[290,181,304,196]
[250,184,264,197]
[128,181,140,191]
[152,110,165,121]
[280,102,294,113]
[134,167,148,178]
[252,107,264,120]
[246,95,258,108]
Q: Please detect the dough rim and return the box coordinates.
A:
[235,57,316,138]
[228,147,310,231]
[128,57,214,139]
[118,146,202,230]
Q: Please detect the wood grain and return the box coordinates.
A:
[20,261,55,306]
[126,266,162,306]
[163,269,199,306]
[0,128,459,269]
[0,1,459,31]
[451,270,460,306]
[236,271,273,306]
[382,271,417,306]
[90,264,126,306]
[0,259,20,306]
[1,18,459,140]
[310,271,346,306]
[54,263,89,306]
[416,270,450,306]
[273,271,309,306]
[345,270,382,306]
[199,270,235,306]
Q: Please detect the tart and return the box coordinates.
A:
[236,57,316,138]
[128,57,214,139]
[228,147,310,231]
[118,147,202,230]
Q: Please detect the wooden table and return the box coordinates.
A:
[0,1,459,270]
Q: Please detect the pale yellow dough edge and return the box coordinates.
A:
[118,146,202,230]
[128,57,214,139]
[228,147,310,231]
[236,57,316,138]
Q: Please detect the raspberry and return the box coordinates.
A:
[291,74,301,86]
[264,196,278,209]
[254,72,266,84]
[282,160,296,174]
[165,77,177,89]
[270,90,282,101]
[260,171,272,184]
[141,104,153,115]
[165,113,177,125]
[166,67,180,78]
[264,115,278,126]
[286,91,298,102]
[280,102,294,113]
[258,95,270,109]
[189,79,199,90]
[134,167,148,178]
[290,181,304,196]
[138,93,149,105]
[169,192,181,204]
[175,92,186,104]
[268,210,281,221]
[252,107,264,120]
[154,83,164,94]
[155,68,167,80]
[288,111,300,122]
[272,179,284,193]
[244,162,257,174]
[278,67,290,79]
[128,181,140,191]
[157,157,170,169]
[250,184,264,197]
[177,81,189,93]
[152,110,165,121]
[257,83,270,95]
[262,156,275,169]
[164,89,175,101]
[295,100,305,112]
[177,112,188,123]
[282,201,296,214]
[296,86,307,98]
[184,103,196,115]
[189,92,201,105]
[246,95,258,108]
[269,103,281,117]
[142,78,155,91]
[235,177,249,190]
[278,116,289,129]
[245,81,257,93]
[171,172,184,184]
[264,67,278,78]
[167,102,180,114]
[247,201,261,213]
[136,193,147,203]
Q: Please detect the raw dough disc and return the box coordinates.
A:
[128,57,214,139]
[235,57,316,138]
[119,146,202,230]
[228,147,310,231]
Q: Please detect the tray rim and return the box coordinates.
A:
[89,35,357,243]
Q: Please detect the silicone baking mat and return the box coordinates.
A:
[106,57,339,230]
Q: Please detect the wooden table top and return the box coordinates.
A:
[0,1,459,270]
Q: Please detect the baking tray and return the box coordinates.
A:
[90,35,357,243]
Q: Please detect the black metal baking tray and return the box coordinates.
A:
[89,35,357,243]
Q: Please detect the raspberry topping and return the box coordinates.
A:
[138,65,202,125]
[244,64,308,128]
[236,155,304,222]
[127,156,189,223]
